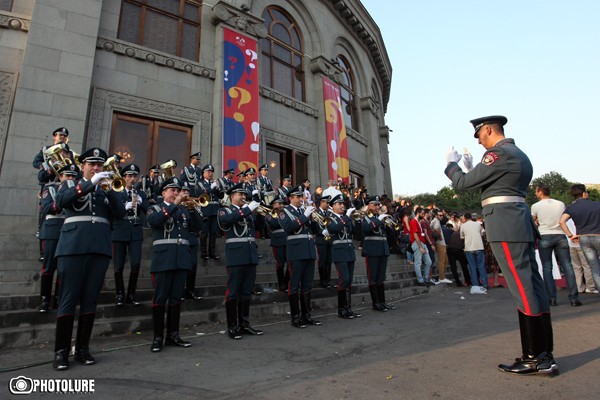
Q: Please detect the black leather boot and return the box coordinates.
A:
[337,289,353,319]
[276,268,287,292]
[74,313,96,365]
[39,273,53,313]
[542,312,557,370]
[200,234,209,260]
[346,288,361,318]
[53,315,74,370]
[369,285,386,312]
[300,291,322,326]
[498,312,556,374]
[226,300,242,339]
[238,298,263,335]
[289,293,307,328]
[165,303,191,347]
[378,283,396,310]
[209,235,220,260]
[114,271,125,306]
[125,270,141,306]
[151,305,165,352]
[184,267,202,300]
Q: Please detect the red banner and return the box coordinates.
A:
[222,28,260,179]
[322,77,350,184]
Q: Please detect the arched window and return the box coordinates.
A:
[259,7,304,101]
[117,0,202,61]
[0,0,13,11]
[337,55,357,131]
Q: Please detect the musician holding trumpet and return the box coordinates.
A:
[198,164,224,260]
[323,194,361,319]
[51,148,126,370]
[361,195,395,312]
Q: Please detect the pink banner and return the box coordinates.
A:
[322,77,350,184]
[222,28,260,180]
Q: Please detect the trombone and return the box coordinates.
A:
[100,156,125,192]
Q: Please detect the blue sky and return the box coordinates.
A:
[361,0,599,196]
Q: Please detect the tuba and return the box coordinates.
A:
[160,159,177,179]
[43,143,73,176]
[100,156,125,192]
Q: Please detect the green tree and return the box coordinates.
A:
[528,171,572,205]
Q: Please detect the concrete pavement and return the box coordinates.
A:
[1,286,599,399]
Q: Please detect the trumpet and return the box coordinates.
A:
[100,156,125,192]
[311,210,332,227]
[256,204,278,217]
[183,193,210,208]
[381,215,401,231]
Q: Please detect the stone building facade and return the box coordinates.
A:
[0,0,392,295]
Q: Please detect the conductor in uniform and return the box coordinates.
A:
[52,148,126,370]
[444,115,556,375]
[111,164,148,307]
[147,177,193,352]
[279,185,320,328]
[218,183,264,339]
[38,164,79,312]
[361,195,395,312]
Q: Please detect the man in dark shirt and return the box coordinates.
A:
[559,184,600,292]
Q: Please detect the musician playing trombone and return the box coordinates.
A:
[111,164,149,307]
[361,195,395,312]
[322,194,361,319]
[198,164,224,260]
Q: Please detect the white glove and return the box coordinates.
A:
[463,148,473,171]
[91,171,112,185]
[252,189,259,196]
[125,202,133,210]
[247,200,260,211]
[378,213,389,221]
[136,195,143,203]
[346,207,355,217]
[303,206,315,217]
[446,146,462,164]
[211,181,219,189]
[322,229,330,237]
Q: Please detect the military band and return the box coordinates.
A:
[33,134,405,367]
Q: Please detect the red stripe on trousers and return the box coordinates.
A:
[501,241,531,315]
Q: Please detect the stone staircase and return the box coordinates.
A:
[0,231,444,349]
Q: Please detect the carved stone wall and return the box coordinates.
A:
[0,11,30,32]
[88,88,212,157]
[0,71,17,167]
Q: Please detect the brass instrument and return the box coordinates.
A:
[311,210,332,227]
[100,156,125,192]
[350,205,373,220]
[256,204,278,217]
[160,159,177,178]
[182,193,210,209]
[381,215,401,231]
[43,143,73,176]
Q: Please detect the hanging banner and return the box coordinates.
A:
[322,77,350,184]
[222,27,260,179]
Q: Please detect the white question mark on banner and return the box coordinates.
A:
[245,49,258,69]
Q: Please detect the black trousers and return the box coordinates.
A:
[225,265,257,302]
[365,255,387,285]
[57,254,110,316]
[151,270,187,306]
[288,259,315,295]
[112,240,142,273]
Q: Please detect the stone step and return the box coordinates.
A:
[0,283,442,350]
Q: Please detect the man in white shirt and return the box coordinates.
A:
[531,184,581,306]
[460,213,487,292]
